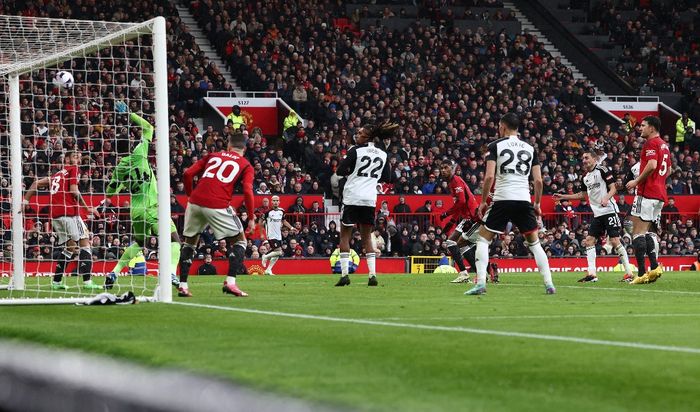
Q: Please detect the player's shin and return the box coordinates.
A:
[446,240,466,272]
[527,239,553,287]
[475,236,490,286]
[340,252,350,277]
[461,246,476,270]
[614,242,633,274]
[367,253,376,277]
[78,247,93,283]
[645,233,658,269]
[632,235,647,276]
[53,250,73,284]
[178,243,195,286]
[586,245,597,275]
[112,242,141,274]
[226,241,247,284]
[171,241,181,276]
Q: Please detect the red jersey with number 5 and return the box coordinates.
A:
[49,165,80,218]
[638,136,670,202]
[183,151,255,212]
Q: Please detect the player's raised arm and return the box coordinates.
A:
[129,112,154,143]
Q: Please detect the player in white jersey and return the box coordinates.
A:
[334,120,395,287]
[465,113,555,295]
[259,195,295,275]
[553,150,634,282]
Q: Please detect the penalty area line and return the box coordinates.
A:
[171,301,700,355]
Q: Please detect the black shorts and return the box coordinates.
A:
[483,201,538,235]
[341,204,375,227]
[267,238,282,250]
[589,213,622,238]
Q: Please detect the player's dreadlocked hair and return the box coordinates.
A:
[366,120,399,140]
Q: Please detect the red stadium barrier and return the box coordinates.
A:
[0,258,408,277]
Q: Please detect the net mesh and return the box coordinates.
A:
[0,15,165,302]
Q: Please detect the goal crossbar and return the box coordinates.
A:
[0,15,154,76]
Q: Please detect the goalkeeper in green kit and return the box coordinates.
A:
[103,101,184,295]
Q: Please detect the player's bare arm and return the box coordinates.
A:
[601,181,617,207]
[23,177,50,211]
[479,160,496,219]
[531,164,543,216]
[70,183,100,218]
[552,191,586,202]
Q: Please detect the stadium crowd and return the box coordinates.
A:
[1,0,699,263]
[590,0,700,115]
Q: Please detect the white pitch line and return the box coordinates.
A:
[501,283,700,295]
[172,301,700,355]
[375,313,700,321]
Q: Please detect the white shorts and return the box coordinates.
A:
[631,196,664,223]
[52,215,89,245]
[183,203,244,239]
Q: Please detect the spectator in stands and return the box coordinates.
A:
[393,196,411,214]
[676,113,696,149]
[226,105,245,131]
[198,254,217,275]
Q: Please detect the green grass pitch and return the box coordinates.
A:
[2,271,700,411]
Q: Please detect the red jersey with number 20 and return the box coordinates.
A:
[638,136,670,202]
[49,165,80,218]
[183,151,255,213]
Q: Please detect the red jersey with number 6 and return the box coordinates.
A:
[183,151,255,213]
[638,136,670,202]
[49,165,80,218]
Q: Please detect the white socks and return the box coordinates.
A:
[340,252,350,277]
[528,240,553,286]
[180,282,188,289]
[475,236,490,286]
[367,253,376,278]
[586,246,596,275]
[268,255,280,270]
[615,243,632,274]
[226,276,236,285]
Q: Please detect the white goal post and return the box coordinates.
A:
[0,15,172,304]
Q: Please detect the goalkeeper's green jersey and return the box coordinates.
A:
[106,113,158,217]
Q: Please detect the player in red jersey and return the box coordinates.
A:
[23,151,102,290]
[625,116,670,284]
[178,132,255,297]
[439,160,481,283]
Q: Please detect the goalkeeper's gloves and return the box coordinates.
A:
[115,100,128,114]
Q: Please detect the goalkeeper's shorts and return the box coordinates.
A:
[132,211,177,242]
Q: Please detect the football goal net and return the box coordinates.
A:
[0,15,172,304]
